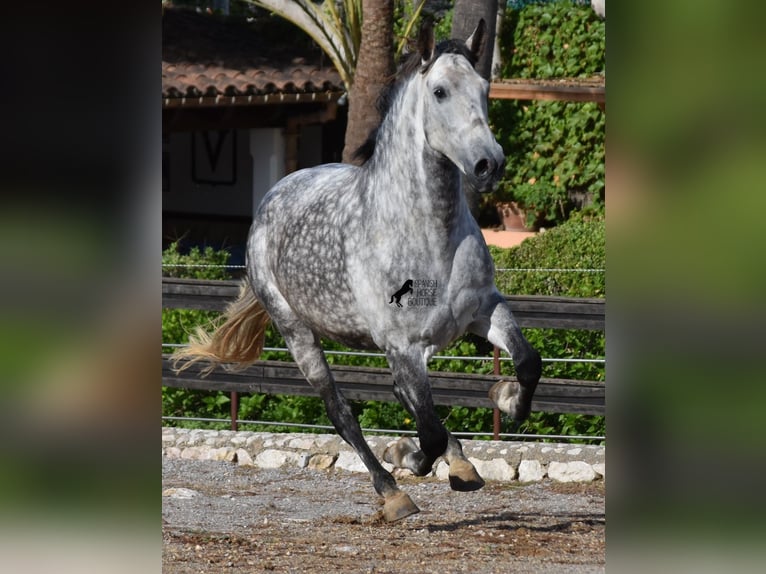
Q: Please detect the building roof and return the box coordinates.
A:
[162,7,344,107]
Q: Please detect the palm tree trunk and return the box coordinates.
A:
[451,0,498,79]
[342,0,394,164]
[451,0,499,221]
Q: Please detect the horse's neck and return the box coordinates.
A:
[364,95,464,226]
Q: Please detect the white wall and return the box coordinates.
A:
[249,128,285,217]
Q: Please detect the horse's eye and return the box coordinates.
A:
[433,87,447,101]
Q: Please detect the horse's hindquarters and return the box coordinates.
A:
[247,164,376,350]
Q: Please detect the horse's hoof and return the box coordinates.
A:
[383,437,419,468]
[382,491,420,523]
[489,380,533,423]
[490,380,524,416]
[448,458,485,492]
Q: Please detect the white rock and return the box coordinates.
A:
[434,460,449,480]
[164,447,181,459]
[518,459,545,483]
[205,447,235,462]
[473,458,515,482]
[162,487,198,499]
[307,454,336,470]
[312,435,337,448]
[254,449,301,469]
[592,463,605,478]
[181,446,204,460]
[288,437,315,450]
[335,451,367,473]
[548,461,597,482]
[235,448,254,467]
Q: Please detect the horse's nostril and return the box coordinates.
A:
[474,158,494,179]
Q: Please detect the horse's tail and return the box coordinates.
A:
[172,280,271,376]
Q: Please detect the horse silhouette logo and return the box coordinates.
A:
[389,279,414,307]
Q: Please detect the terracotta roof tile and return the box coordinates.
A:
[162,7,344,104]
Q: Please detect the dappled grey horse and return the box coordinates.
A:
[175,20,541,522]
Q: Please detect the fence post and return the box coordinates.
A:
[230,391,239,431]
[493,346,501,440]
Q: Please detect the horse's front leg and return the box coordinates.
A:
[383,349,485,491]
[470,293,542,424]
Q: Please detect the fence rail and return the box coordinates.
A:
[164,355,604,416]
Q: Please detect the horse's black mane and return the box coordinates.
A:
[352,39,477,164]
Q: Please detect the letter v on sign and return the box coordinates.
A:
[191,129,236,185]
[203,130,228,172]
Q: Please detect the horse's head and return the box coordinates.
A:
[416,20,506,193]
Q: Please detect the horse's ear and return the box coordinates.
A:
[417,18,435,67]
[465,19,487,64]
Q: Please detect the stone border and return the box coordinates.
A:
[162,427,605,483]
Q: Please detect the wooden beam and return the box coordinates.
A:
[490,79,605,104]
[163,356,605,416]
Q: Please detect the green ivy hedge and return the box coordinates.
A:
[489,0,605,228]
[162,214,605,441]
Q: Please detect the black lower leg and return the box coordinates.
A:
[392,381,448,475]
[512,341,542,422]
[321,385,398,497]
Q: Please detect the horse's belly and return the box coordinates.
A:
[275,270,377,350]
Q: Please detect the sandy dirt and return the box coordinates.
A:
[162,458,604,573]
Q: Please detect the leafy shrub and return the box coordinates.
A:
[490,210,605,297]
[162,241,232,280]
[489,0,605,227]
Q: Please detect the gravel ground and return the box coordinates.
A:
[162,457,604,573]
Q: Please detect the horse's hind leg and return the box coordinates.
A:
[275,319,419,522]
[382,349,484,491]
[471,293,542,424]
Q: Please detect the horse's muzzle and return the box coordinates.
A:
[471,154,506,193]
